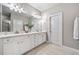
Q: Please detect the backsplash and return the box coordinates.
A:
[31,18,42,32]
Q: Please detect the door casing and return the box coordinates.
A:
[49,12,63,46]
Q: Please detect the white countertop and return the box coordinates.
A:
[0,32,46,38]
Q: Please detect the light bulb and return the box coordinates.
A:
[15,5,19,9]
[14,8,18,12]
[21,8,24,12]
[18,9,21,13]
[9,4,14,10]
[21,8,23,11]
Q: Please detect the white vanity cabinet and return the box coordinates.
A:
[42,33,47,43]
[0,32,46,55]
[3,35,34,55]
[18,35,34,54]
[33,33,46,47]
[34,34,42,46]
[3,37,19,55]
[29,35,35,48]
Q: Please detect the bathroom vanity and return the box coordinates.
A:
[0,4,46,55]
[0,32,46,55]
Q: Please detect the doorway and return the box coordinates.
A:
[50,12,62,46]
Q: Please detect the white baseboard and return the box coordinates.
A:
[63,45,79,53]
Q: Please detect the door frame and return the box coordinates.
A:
[49,12,63,47]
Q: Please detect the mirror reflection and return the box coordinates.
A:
[0,3,42,34]
[2,5,11,32]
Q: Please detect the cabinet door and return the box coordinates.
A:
[42,33,46,43]
[34,34,38,47]
[18,35,33,54]
[37,34,42,45]
[34,33,46,47]
[30,35,35,48]
[3,38,19,55]
[34,34,42,46]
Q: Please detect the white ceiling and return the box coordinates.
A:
[29,3,58,12]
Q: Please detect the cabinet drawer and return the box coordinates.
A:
[3,38,14,44]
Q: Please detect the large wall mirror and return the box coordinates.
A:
[0,4,28,33]
[0,3,42,33]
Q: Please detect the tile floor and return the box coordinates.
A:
[26,43,79,55]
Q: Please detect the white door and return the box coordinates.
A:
[50,12,62,46]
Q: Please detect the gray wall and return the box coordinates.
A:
[42,3,79,50]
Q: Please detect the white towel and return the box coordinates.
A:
[73,17,79,39]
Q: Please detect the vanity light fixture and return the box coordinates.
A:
[7,3,24,13]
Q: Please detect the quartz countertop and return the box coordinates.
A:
[0,32,46,38]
